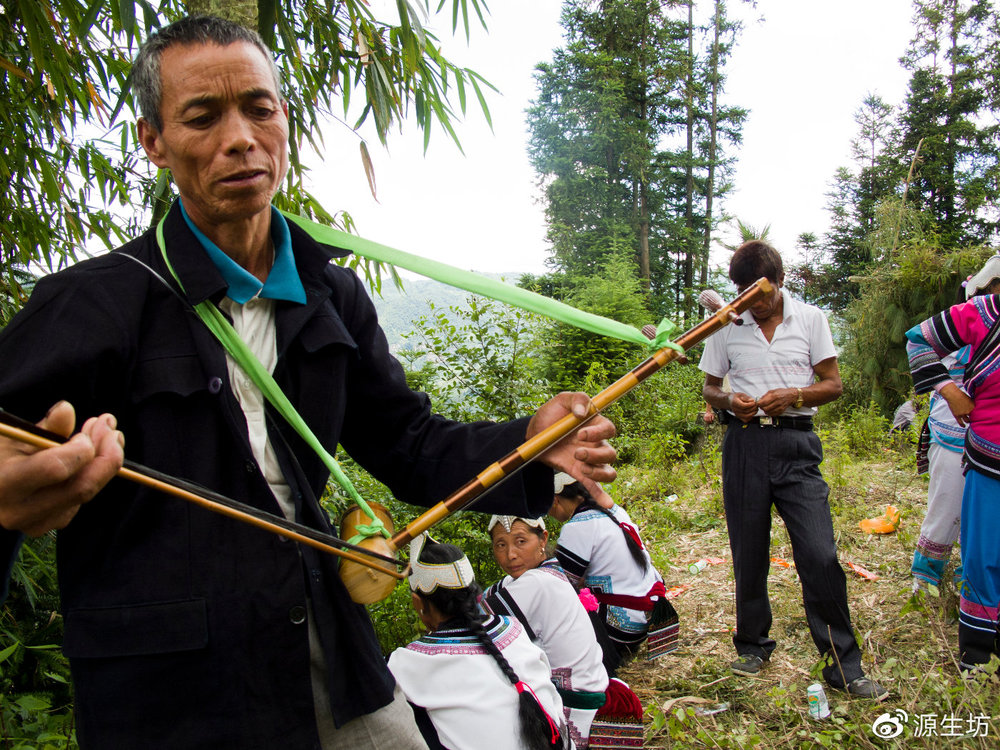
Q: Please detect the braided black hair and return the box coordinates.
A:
[416,541,565,750]
[557,482,649,572]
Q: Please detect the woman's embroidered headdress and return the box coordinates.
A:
[408,533,475,593]
[487,515,547,533]
[553,472,576,494]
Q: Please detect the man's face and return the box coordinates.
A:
[137,41,289,229]
[737,275,783,322]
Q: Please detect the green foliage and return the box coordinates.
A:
[0,0,136,274]
[610,362,707,466]
[399,295,548,423]
[839,238,992,413]
[1,534,75,749]
[536,253,651,392]
[0,268,35,327]
[820,401,892,460]
[527,0,745,321]
[894,0,1000,247]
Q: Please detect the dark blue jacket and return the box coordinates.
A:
[0,203,551,748]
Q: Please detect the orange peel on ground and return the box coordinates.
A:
[846,561,879,580]
[664,585,691,600]
[859,504,900,534]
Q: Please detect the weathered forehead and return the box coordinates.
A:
[158,41,280,103]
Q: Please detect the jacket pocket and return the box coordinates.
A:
[129,354,211,404]
[63,598,208,658]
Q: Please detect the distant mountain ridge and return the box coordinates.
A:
[368,272,524,353]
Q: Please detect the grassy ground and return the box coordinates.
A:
[610,421,1000,749]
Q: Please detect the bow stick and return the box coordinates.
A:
[0,411,407,578]
[338,278,772,603]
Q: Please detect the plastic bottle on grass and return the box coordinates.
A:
[807,683,830,720]
[688,559,709,574]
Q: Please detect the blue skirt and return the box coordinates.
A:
[959,469,1000,665]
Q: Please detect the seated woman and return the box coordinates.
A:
[549,473,677,671]
[388,534,568,750]
[484,514,609,749]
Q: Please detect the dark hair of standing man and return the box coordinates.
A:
[729,240,784,287]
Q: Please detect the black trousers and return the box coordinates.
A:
[721,422,864,685]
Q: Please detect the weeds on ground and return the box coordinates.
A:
[623,418,1000,748]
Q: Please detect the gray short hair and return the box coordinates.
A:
[133,15,283,131]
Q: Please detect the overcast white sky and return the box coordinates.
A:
[310,0,915,276]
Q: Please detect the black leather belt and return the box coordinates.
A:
[720,411,813,431]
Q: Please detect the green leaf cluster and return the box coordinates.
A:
[398,293,548,424]
[1,534,74,748]
[838,231,992,413]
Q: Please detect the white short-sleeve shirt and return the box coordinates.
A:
[698,288,837,418]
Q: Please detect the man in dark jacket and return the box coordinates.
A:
[0,16,616,749]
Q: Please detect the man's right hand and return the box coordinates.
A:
[0,402,123,537]
[729,392,758,422]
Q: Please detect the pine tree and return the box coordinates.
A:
[895,0,1000,245]
[528,0,743,325]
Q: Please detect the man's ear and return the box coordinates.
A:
[777,272,785,288]
[137,118,168,168]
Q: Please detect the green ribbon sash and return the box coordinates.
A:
[280,211,683,355]
[155,219,389,540]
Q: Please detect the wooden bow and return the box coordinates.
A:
[0,412,407,579]
[338,278,772,603]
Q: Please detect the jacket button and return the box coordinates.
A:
[244,460,256,474]
[289,605,307,625]
[208,376,223,394]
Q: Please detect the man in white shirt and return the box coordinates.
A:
[699,240,887,701]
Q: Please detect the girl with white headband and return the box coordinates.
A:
[387,534,568,750]
[484,514,610,749]
[549,473,677,671]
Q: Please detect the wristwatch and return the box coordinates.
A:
[794,388,804,409]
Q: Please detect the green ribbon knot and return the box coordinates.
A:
[648,318,685,354]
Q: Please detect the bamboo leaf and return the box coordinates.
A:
[258,0,278,48]
[455,70,466,114]
[0,55,29,80]
[0,642,19,662]
[359,140,377,200]
[469,74,493,130]
[80,0,103,36]
[119,0,136,40]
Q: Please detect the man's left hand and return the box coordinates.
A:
[527,392,617,507]
[756,388,798,416]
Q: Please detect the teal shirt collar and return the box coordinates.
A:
[179,199,306,304]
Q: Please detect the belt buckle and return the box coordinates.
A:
[759,416,774,426]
